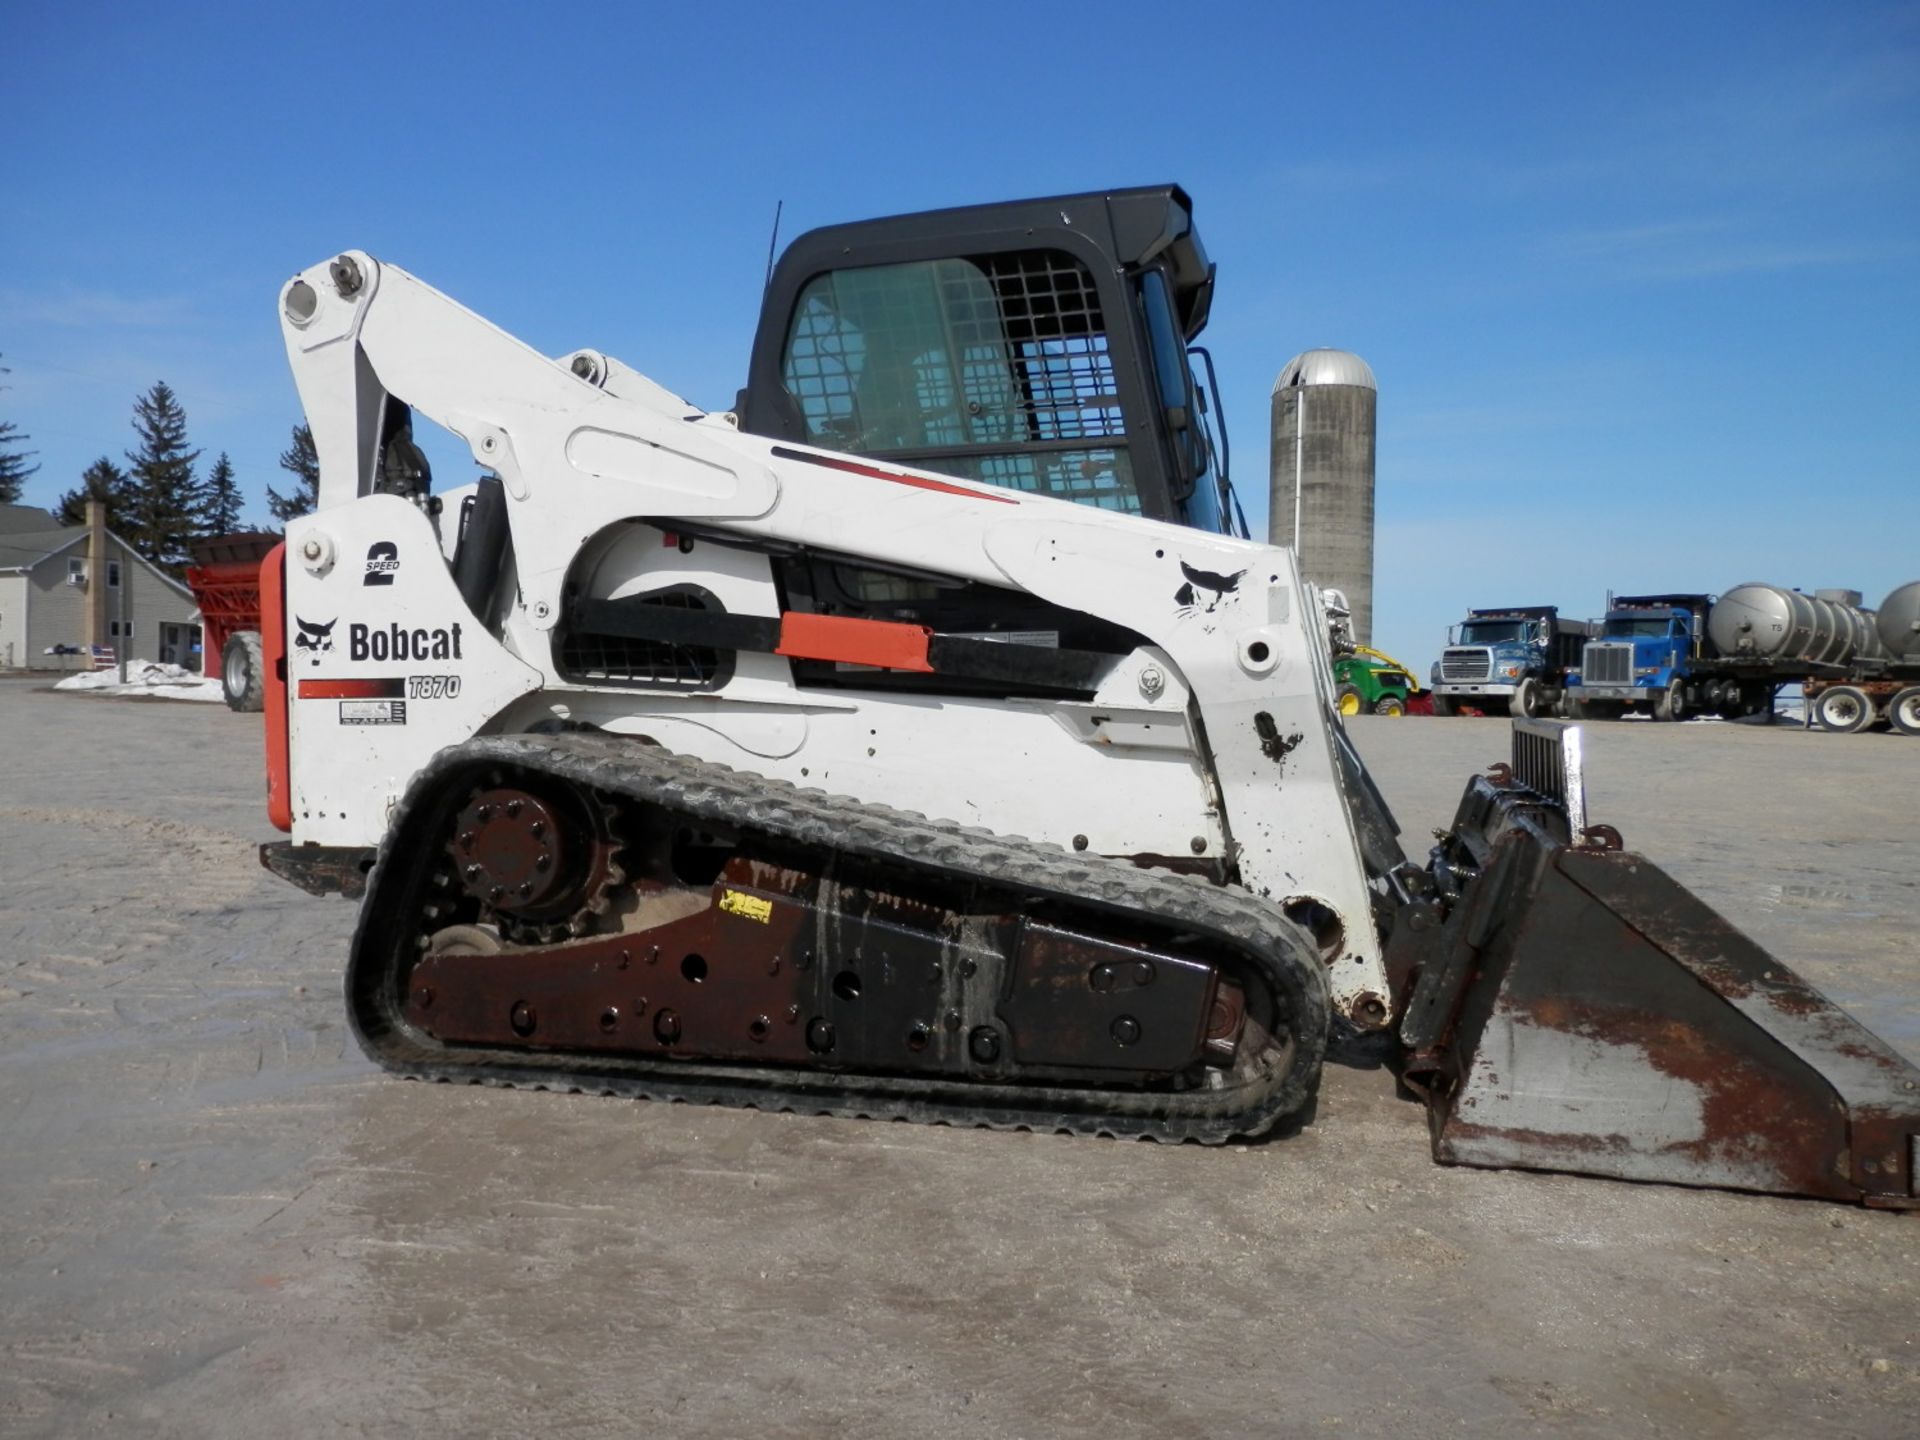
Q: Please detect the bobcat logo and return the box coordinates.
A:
[294,616,337,658]
[1173,561,1246,617]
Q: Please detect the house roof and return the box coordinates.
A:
[0,522,195,599]
[0,527,84,570]
[0,503,61,534]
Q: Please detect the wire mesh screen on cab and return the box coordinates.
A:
[781,251,1139,514]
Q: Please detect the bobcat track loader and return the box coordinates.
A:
[258,192,1920,1207]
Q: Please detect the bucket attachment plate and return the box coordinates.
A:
[1397,720,1920,1208]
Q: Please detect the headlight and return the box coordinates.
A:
[1499,664,1522,678]
[1635,666,1658,677]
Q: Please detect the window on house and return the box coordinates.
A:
[109,561,121,587]
[69,558,87,581]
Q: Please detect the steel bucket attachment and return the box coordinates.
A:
[1390,720,1920,1208]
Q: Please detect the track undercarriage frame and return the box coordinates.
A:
[338,733,1328,1143]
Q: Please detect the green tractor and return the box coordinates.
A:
[1333,646,1429,717]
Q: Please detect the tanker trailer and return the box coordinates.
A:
[1856,581,1920,735]
[1879,581,1920,662]
[1707,583,1884,668]
[1696,582,1920,735]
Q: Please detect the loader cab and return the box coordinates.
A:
[738,185,1234,535]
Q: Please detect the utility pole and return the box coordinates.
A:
[118,548,130,683]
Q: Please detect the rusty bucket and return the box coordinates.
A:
[1394,721,1920,1208]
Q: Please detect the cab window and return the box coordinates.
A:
[1137,268,1218,529]
[781,252,1140,513]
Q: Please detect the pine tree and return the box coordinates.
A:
[266,423,320,524]
[200,451,243,536]
[55,457,135,530]
[0,355,39,505]
[124,381,200,570]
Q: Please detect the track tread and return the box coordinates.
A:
[346,732,1328,1144]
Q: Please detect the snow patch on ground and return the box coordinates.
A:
[54,662,224,703]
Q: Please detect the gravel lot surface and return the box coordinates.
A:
[2,679,1914,1437]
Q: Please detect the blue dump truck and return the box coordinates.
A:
[1569,594,1710,720]
[1429,605,1595,717]
[1567,592,1777,721]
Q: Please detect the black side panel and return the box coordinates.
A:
[451,474,509,620]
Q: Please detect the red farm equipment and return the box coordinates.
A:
[184,533,279,711]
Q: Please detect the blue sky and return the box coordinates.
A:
[5,0,1916,671]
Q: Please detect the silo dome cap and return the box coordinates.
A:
[1273,348,1377,393]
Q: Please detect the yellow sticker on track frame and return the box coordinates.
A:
[719,889,774,924]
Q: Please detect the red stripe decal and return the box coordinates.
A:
[771,445,1019,504]
[776,612,934,672]
[298,677,406,700]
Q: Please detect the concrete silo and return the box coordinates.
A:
[1269,349,1377,646]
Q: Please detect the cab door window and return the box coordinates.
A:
[781,252,1141,513]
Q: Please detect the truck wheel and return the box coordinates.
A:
[1887,686,1920,737]
[1373,694,1406,717]
[1336,684,1364,717]
[1431,694,1456,717]
[1512,677,1540,718]
[222,630,266,714]
[1812,685,1872,734]
[1654,678,1686,723]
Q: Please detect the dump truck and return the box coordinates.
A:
[252,193,1920,1207]
[1430,605,1594,717]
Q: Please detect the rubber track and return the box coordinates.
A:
[345,732,1330,1143]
